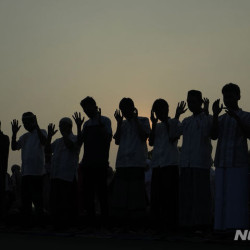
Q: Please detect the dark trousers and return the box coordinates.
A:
[50,178,78,229]
[81,165,108,225]
[150,166,179,230]
[21,175,44,226]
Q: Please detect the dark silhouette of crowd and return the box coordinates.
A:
[0,83,249,237]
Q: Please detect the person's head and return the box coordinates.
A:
[119,98,136,120]
[80,97,98,118]
[152,99,169,122]
[59,117,72,136]
[11,164,21,174]
[22,112,36,132]
[187,90,203,114]
[222,83,240,109]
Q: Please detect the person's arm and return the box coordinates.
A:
[72,112,85,146]
[134,108,149,142]
[226,109,250,138]
[211,99,223,140]
[34,117,47,146]
[113,109,123,145]
[97,108,112,143]
[149,110,158,146]
[45,123,57,154]
[11,119,21,151]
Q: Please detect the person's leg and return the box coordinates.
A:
[21,176,33,227]
[82,166,96,227]
[30,175,44,226]
[179,168,193,229]
[96,167,108,227]
[150,167,161,231]
[161,166,179,230]
[127,168,146,230]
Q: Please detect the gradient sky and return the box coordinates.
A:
[1,0,250,172]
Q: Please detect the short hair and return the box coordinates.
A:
[59,117,73,127]
[80,96,96,108]
[152,99,169,112]
[22,112,35,120]
[222,83,240,96]
[187,90,202,102]
[11,164,21,172]
[119,98,135,110]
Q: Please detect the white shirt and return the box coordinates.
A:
[151,119,180,168]
[116,117,150,168]
[51,133,80,182]
[16,129,47,176]
[214,109,250,168]
[177,112,213,169]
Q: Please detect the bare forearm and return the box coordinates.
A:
[114,122,122,145]
[36,127,47,146]
[11,134,18,150]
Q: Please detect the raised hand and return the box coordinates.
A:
[114,109,123,123]
[212,99,223,116]
[72,112,85,128]
[48,123,58,138]
[175,101,187,119]
[150,110,158,125]
[203,98,210,115]
[11,119,21,135]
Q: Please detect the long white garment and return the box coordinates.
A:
[214,167,249,230]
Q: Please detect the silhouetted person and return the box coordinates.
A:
[212,83,250,231]
[149,99,180,232]
[11,112,47,227]
[10,165,22,214]
[112,98,150,231]
[175,91,212,231]
[76,97,112,228]
[47,118,80,230]
[0,121,10,221]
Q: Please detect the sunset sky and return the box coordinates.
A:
[1,0,250,171]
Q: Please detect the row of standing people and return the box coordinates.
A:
[1,82,249,232]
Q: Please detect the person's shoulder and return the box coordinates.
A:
[101,115,111,124]
[138,116,149,122]
[182,115,192,123]
[69,133,77,141]
[19,132,30,139]
[40,129,47,136]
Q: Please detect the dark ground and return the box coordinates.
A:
[1,228,250,250]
